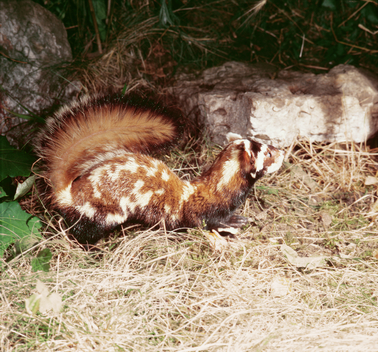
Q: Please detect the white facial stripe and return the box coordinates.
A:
[233,139,251,157]
[255,144,267,173]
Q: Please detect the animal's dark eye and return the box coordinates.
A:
[268,152,272,158]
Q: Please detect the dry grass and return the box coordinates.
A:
[2,140,378,351]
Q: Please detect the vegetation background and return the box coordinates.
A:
[1,0,378,351]
[34,0,378,90]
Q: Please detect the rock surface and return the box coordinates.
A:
[171,62,378,147]
[0,0,79,144]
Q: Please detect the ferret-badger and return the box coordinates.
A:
[34,94,284,244]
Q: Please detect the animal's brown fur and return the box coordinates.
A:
[35,94,284,244]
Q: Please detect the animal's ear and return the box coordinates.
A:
[226,132,243,143]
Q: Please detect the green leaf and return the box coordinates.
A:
[31,248,52,272]
[0,201,41,258]
[92,0,107,42]
[0,186,6,199]
[0,137,36,181]
[159,0,180,27]
[361,4,378,25]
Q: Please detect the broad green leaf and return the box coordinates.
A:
[0,201,41,257]
[0,186,6,199]
[0,137,36,181]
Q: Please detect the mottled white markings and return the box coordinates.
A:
[145,164,158,177]
[82,150,130,177]
[88,155,145,195]
[130,179,154,208]
[56,185,73,206]
[88,164,106,185]
[123,158,141,174]
[120,196,138,214]
[132,179,144,193]
[92,185,102,199]
[164,204,171,214]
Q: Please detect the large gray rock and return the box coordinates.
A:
[0,0,79,144]
[171,62,378,147]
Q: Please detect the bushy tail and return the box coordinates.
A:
[34,94,180,199]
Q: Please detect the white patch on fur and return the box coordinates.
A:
[217,148,240,190]
[123,158,141,174]
[105,212,128,226]
[112,161,140,180]
[113,179,154,221]
[92,185,102,199]
[137,190,154,206]
[179,182,196,205]
[56,186,73,206]
[119,196,136,213]
[132,179,144,193]
[131,180,154,207]
[88,164,106,183]
[155,189,165,196]
[164,204,171,214]
[161,170,170,182]
[76,202,96,219]
[145,164,158,177]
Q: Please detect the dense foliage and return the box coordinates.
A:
[33,0,378,74]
